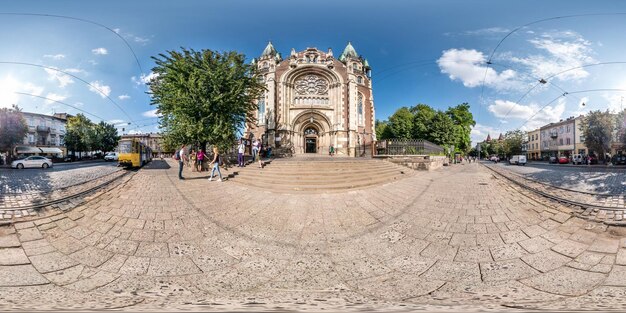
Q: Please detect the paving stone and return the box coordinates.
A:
[480,258,540,281]
[17,227,43,242]
[29,252,79,273]
[490,243,527,261]
[552,239,589,258]
[69,246,114,268]
[420,260,480,282]
[521,267,606,296]
[522,250,572,272]
[0,234,21,248]
[147,257,201,276]
[0,248,30,265]
[0,265,48,286]
[64,270,120,292]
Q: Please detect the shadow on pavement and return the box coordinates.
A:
[142,159,171,170]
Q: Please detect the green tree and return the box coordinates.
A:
[149,48,265,151]
[410,104,436,140]
[65,113,93,157]
[582,110,615,161]
[502,129,525,157]
[428,111,455,146]
[446,103,475,153]
[375,119,393,140]
[387,107,413,139]
[92,121,120,152]
[0,105,28,158]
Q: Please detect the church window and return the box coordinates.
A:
[257,97,265,124]
[357,76,363,84]
[304,128,317,136]
[357,93,364,125]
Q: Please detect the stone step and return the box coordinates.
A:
[232,167,404,181]
[231,174,407,193]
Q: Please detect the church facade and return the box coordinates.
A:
[245,42,376,157]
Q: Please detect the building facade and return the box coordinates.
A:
[15,112,68,158]
[540,117,575,159]
[246,42,376,157]
[573,115,588,156]
[527,129,540,160]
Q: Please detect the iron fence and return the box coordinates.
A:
[375,139,444,156]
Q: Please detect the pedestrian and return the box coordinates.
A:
[329,144,334,156]
[208,147,224,182]
[197,148,208,172]
[257,139,264,168]
[189,149,197,172]
[252,139,259,161]
[237,140,246,167]
[176,144,187,180]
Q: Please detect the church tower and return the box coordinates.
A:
[246,41,375,157]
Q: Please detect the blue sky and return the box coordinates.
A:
[1,0,626,144]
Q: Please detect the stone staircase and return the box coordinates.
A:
[230,157,411,193]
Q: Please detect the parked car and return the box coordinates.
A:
[612,155,626,165]
[11,156,53,169]
[572,154,584,165]
[549,156,558,163]
[104,152,119,161]
[509,155,527,165]
[558,156,569,164]
[64,155,76,162]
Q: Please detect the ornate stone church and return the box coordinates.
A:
[245,42,376,157]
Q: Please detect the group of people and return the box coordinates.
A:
[176,145,224,181]
[176,139,272,181]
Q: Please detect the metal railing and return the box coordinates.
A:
[375,139,444,156]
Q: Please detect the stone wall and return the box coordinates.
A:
[376,155,448,171]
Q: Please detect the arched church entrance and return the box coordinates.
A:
[304,127,318,153]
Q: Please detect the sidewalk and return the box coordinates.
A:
[0,158,106,169]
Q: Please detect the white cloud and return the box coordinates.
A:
[118,94,131,100]
[88,81,111,98]
[43,54,65,60]
[108,119,125,125]
[44,67,74,88]
[127,129,143,135]
[64,68,86,74]
[142,109,159,117]
[471,123,504,145]
[487,98,566,131]
[437,49,520,90]
[511,31,595,81]
[464,27,510,36]
[132,72,159,85]
[92,47,108,55]
[0,76,44,108]
[44,93,67,105]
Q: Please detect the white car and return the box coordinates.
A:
[11,156,53,169]
[104,152,119,161]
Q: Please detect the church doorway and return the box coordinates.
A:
[304,127,318,154]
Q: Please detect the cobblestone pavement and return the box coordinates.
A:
[0,161,119,194]
[491,162,626,194]
[2,160,626,311]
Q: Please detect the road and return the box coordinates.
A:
[0,160,120,194]
[489,162,626,195]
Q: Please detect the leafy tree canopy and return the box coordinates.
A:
[149,48,265,151]
[582,110,615,159]
[0,105,28,154]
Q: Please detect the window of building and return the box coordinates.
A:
[566,138,571,145]
[28,118,34,127]
[559,138,563,145]
[559,126,563,134]
[566,125,570,133]
[580,136,585,142]
[357,76,363,84]
[28,134,35,144]
[357,93,364,125]
[257,97,265,124]
[304,128,317,136]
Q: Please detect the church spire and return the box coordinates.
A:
[261,41,277,57]
[339,41,358,62]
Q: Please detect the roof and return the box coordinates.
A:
[261,41,277,57]
[339,41,358,62]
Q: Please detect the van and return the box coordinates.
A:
[509,155,527,165]
[572,154,583,165]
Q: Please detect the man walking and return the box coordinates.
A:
[177,144,188,180]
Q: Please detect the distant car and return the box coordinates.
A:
[549,156,558,163]
[104,152,119,161]
[558,156,569,164]
[509,155,527,165]
[613,155,626,165]
[11,156,53,169]
[64,155,76,162]
[572,154,584,165]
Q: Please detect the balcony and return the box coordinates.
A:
[36,126,50,133]
[550,132,558,138]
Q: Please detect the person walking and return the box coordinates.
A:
[208,147,224,182]
[329,144,334,156]
[189,149,197,172]
[197,148,208,172]
[237,140,245,167]
[177,144,187,180]
[257,139,264,168]
[252,139,259,162]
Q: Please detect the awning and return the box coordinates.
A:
[15,146,42,153]
[39,147,63,154]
